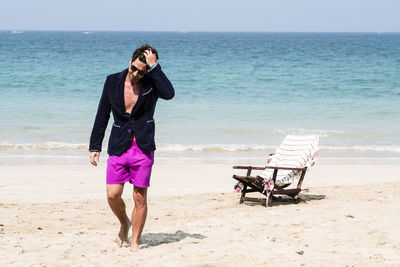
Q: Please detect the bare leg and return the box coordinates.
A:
[131,186,148,251]
[106,184,131,247]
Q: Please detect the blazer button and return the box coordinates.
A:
[128,129,132,134]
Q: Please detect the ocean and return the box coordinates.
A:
[1,31,399,164]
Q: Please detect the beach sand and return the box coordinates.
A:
[1,162,400,266]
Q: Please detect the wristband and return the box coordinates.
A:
[149,63,158,71]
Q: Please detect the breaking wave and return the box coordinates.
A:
[0,142,399,153]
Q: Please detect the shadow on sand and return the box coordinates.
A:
[140,230,206,248]
[243,192,326,207]
[271,193,326,206]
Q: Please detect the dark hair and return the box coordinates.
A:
[131,44,159,64]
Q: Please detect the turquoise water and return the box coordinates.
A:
[0,31,399,159]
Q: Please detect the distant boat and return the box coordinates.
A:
[10,30,24,34]
[82,31,92,35]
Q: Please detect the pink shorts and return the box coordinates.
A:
[106,140,154,188]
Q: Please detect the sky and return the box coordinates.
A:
[1,0,400,32]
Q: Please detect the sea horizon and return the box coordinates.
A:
[3,30,400,33]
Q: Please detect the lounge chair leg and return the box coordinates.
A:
[240,185,247,204]
[267,195,273,207]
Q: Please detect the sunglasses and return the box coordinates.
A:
[130,64,147,76]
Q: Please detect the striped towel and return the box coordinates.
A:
[260,135,319,187]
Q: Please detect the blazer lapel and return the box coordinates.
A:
[130,77,151,117]
[118,68,130,117]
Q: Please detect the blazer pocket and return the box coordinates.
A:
[146,120,155,135]
[142,87,153,96]
[113,122,121,128]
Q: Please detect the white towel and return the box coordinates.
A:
[260,135,319,186]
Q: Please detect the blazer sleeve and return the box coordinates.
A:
[89,78,111,152]
[146,64,175,100]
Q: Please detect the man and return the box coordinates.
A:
[89,44,174,251]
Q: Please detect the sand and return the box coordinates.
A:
[1,162,400,266]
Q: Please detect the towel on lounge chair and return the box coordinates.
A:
[260,135,319,187]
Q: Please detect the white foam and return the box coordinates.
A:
[1,142,399,154]
[274,128,347,138]
[158,143,274,152]
[320,145,400,153]
[0,142,88,151]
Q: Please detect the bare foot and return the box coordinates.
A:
[130,243,140,252]
[114,218,131,248]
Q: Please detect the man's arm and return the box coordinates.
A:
[147,64,175,100]
[144,49,175,100]
[89,79,111,160]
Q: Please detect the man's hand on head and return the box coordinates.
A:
[144,49,157,67]
[90,151,100,166]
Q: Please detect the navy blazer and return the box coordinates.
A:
[89,64,174,155]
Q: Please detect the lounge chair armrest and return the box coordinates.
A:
[233,166,266,170]
[265,166,307,171]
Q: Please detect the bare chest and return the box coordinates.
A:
[124,82,140,114]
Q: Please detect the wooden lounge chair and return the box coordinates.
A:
[233,135,319,207]
[233,165,308,206]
